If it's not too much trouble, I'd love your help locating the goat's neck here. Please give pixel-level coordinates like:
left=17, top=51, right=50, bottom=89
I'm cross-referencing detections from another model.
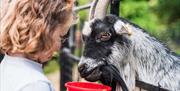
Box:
left=129, top=26, right=180, bottom=86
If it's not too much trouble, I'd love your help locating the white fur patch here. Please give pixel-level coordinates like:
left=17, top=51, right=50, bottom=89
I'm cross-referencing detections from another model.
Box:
left=113, top=20, right=132, bottom=36
left=82, top=22, right=92, bottom=36
left=82, top=19, right=96, bottom=36
left=113, top=20, right=125, bottom=33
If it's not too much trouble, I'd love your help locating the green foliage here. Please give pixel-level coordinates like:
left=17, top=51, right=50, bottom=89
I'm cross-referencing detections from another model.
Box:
left=120, top=0, right=165, bottom=36
left=157, top=0, right=180, bottom=44
left=77, top=0, right=89, bottom=22
left=167, top=20, right=180, bottom=44
left=157, top=0, right=180, bottom=23
left=44, top=59, right=59, bottom=74
left=119, top=0, right=179, bottom=54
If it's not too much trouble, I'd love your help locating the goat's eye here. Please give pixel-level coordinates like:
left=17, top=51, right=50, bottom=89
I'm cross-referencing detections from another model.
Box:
left=96, top=32, right=111, bottom=42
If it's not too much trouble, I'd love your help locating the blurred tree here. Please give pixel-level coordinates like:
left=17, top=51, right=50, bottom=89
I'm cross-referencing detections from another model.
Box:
left=120, top=0, right=166, bottom=38
left=157, top=0, right=180, bottom=44
left=119, top=0, right=179, bottom=53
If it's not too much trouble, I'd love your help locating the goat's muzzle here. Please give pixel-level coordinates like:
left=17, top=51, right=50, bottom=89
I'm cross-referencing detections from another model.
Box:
left=78, top=57, right=105, bottom=82
left=78, top=61, right=129, bottom=91
left=78, top=64, right=103, bottom=81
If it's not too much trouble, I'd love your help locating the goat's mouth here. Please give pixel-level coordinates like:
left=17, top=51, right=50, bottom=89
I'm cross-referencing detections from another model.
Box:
left=82, top=67, right=102, bottom=82
left=80, top=65, right=129, bottom=91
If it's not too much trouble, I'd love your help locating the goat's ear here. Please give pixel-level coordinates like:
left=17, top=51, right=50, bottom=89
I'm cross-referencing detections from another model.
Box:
left=113, top=20, right=132, bottom=36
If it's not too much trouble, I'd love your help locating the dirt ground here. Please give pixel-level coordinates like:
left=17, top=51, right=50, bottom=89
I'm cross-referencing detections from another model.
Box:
left=47, top=71, right=60, bottom=91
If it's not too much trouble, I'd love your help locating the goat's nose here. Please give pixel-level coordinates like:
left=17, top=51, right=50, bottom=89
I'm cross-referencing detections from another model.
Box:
left=78, top=63, right=90, bottom=77
left=78, top=63, right=87, bottom=73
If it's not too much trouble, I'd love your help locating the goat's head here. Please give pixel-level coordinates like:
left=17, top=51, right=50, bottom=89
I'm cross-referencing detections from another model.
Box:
left=78, top=15, right=132, bottom=90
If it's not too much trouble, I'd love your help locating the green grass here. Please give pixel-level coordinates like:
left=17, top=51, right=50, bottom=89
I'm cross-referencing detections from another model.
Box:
left=43, top=59, right=59, bottom=74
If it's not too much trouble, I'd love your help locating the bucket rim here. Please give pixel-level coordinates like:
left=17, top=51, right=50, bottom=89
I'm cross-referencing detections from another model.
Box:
left=65, top=82, right=112, bottom=91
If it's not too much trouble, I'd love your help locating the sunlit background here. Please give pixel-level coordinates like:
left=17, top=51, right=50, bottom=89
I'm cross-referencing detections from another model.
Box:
left=1, top=0, right=178, bottom=91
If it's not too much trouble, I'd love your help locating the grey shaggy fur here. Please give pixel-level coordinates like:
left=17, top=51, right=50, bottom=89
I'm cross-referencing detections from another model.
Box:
left=109, top=17, right=180, bottom=91
left=79, top=15, right=180, bottom=91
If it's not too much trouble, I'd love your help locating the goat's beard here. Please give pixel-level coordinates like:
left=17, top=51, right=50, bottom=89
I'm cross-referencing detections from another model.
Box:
left=100, top=66, right=122, bottom=91
left=83, top=64, right=128, bottom=91
left=84, top=67, right=102, bottom=82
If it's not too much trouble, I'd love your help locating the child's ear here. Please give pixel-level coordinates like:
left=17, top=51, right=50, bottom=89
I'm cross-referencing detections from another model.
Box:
left=113, top=20, right=132, bottom=36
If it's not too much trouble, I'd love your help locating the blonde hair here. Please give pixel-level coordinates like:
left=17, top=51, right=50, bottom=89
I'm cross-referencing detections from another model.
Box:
left=0, top=0, right=74, bottom=61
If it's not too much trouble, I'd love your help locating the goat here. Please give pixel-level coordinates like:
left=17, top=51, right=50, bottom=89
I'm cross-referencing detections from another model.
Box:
left=78, top=14, right=180, bottom=91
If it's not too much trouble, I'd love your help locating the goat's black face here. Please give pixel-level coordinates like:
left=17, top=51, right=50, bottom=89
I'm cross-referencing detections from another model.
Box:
left=78, top=15, right=130, bottom=82
left=79, top=18, right=116, bottom=81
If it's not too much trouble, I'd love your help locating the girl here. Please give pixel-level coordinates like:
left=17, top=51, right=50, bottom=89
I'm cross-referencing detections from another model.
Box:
left=0, top=0, right=74, bottom=91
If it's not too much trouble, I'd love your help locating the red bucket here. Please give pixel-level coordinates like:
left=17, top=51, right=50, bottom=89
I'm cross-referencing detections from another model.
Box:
left=65, top=82, right=112, bottom=91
